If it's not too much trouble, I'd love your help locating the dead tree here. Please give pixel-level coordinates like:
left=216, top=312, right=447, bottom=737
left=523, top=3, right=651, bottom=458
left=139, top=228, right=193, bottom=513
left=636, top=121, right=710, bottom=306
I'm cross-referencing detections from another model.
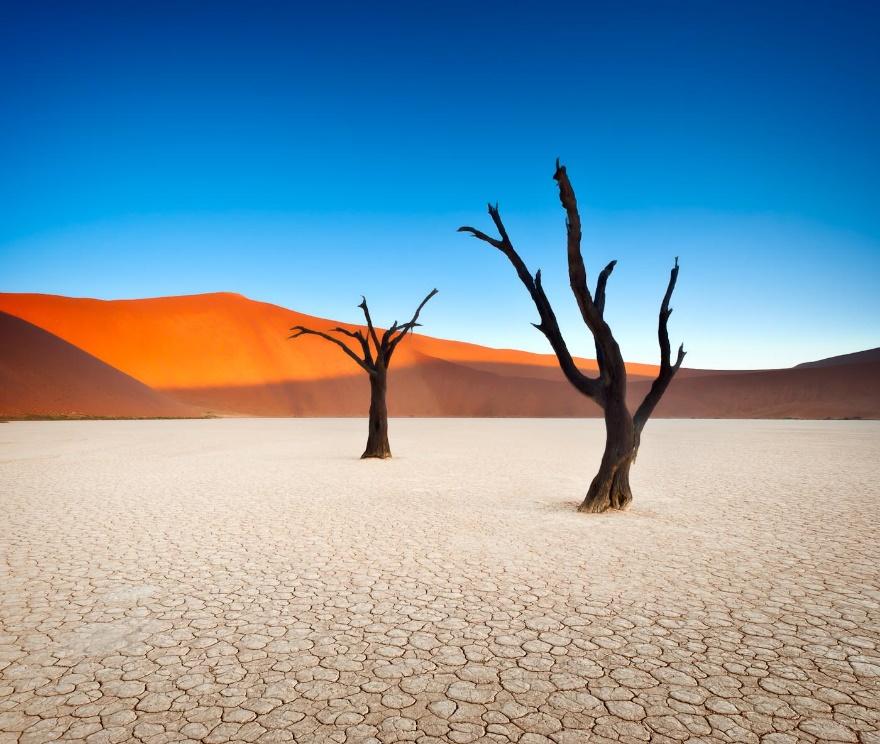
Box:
left=288, top=289, right=437, bottom=459
left=459, top=161, right=685, bottom=512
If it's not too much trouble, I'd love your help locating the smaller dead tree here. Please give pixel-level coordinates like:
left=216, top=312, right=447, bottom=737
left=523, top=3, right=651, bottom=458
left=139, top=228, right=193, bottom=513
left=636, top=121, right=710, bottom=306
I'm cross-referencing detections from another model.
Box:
left=288, top=289, right=437, bottom=459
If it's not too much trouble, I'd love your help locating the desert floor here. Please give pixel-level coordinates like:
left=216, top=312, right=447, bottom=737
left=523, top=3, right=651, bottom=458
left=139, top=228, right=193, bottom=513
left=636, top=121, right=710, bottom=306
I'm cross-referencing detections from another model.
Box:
left=1, top=419, right=878, bottom=744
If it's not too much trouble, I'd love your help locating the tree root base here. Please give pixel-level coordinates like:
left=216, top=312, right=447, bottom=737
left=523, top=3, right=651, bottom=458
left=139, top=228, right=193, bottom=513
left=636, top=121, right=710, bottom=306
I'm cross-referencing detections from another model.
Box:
left=361, top=450, right=392, bottom=460
left=577, top=499, right=632, bottom=514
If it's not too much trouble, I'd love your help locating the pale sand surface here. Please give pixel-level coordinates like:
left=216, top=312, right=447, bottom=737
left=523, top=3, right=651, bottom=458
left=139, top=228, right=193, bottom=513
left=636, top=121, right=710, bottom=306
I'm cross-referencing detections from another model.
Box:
left=1, top=419, right=878, bottom=743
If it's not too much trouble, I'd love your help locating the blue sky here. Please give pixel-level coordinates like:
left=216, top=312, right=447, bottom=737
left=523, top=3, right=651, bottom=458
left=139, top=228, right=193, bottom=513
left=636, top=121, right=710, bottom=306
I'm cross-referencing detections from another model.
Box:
left=2, top=1, right=878, bottom=369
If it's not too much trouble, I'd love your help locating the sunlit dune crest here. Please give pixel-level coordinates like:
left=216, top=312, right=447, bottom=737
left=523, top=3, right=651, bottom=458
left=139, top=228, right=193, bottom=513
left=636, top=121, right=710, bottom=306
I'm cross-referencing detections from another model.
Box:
left=0, top=291, right=656, bottom=389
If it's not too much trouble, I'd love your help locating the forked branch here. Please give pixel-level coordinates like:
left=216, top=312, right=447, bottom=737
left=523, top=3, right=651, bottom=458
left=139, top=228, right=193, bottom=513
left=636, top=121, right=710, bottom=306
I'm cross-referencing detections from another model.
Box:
left=384, top=288, right=439, bottom=358
left=553, top=162, right=624, bottom=378
left=290, top=290, right=437, bottom=374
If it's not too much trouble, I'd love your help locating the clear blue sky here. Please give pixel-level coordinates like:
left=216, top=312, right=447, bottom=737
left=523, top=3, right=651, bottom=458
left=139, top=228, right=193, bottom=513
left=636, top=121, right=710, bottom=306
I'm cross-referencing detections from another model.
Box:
left=2, top=1, right=878, bottom=369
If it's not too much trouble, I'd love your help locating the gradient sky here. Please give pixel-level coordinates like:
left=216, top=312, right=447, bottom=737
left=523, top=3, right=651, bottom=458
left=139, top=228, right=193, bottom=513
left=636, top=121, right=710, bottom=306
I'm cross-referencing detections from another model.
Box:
left=2, top=1, right=878, bottom=369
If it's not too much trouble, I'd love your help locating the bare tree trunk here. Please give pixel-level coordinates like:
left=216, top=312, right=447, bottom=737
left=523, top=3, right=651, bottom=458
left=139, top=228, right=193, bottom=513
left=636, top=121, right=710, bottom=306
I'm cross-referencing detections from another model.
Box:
left=579, top=397, right=636, bottom=513
left=362, top=371, right=391, bottom=459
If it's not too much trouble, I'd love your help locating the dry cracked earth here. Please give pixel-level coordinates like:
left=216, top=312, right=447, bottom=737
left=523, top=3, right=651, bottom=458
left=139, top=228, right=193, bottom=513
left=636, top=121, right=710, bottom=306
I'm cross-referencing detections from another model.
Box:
left=1, top=418, right=878, bottom=744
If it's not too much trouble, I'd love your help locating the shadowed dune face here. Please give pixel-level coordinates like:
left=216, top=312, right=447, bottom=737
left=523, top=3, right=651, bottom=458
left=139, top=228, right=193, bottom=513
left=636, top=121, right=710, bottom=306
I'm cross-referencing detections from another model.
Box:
left=165, top=358, right=880, bottom=419
left=165, top=357, right=611, bottom=418
left=631, top=362, right=880, bottom=420
left=0, top=292, right=877, bottom=419
left=0, top=312, right=197, bottom=419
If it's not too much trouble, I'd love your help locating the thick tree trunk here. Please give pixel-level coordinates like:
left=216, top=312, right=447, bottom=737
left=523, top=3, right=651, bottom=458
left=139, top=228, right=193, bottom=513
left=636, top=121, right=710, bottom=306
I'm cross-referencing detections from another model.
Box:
left=579, top=399, right=637, bottom=513
left=362, top=372, right=391, bottom=459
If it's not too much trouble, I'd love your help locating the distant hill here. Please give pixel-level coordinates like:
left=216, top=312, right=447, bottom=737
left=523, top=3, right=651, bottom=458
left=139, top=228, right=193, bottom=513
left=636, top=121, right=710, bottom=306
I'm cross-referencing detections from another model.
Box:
left=796, top=348, right=880, bottom=369
left=1, top=292, right=877, bottom=419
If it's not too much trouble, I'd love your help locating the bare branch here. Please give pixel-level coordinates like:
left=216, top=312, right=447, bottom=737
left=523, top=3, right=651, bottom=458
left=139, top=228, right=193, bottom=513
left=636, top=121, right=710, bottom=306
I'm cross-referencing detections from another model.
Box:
left=289, top=325, right=373, bottom=374
left=592, top=259, right=618, bottom=380
left=330, top=326, right=360, bottom=339
left=634, top=257, right=686, bottom=429
left=379, top=321, right=400, bottom=352
left=553, top=163, right=625, bottom=382
left=457, top=225, right=503, bottom=249
left=554, top=160, right=593, bottom=318
left=534, top=271, right=606, bottom=404
left=331, top=326, right=373, bottom=365
left=675, top=342, right=686, bottom=368
left=358, top=296, right=382, bottom=359
left=386, top=288, right=439, bottom=357
left=459, top=203, right=604, bottom=403
left=658, top=256, right=681, bottom=370
left=487, top=202, right=513, bottom=246
left=594, top=260, right=617, bottom=316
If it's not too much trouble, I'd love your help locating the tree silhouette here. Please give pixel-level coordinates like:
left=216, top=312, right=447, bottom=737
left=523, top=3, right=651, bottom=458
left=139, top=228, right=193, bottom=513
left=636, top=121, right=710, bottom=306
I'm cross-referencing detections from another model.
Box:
left=289, top=289, right=438, bottom=458
left=459, top=161, right=685, bottom=512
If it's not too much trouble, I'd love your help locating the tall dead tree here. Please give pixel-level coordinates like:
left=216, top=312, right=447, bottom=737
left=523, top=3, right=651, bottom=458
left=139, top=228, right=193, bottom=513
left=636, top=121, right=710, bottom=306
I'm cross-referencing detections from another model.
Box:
left=459, top=161, right=685, bottom=512
left=288, top=289, right=437, bottom=459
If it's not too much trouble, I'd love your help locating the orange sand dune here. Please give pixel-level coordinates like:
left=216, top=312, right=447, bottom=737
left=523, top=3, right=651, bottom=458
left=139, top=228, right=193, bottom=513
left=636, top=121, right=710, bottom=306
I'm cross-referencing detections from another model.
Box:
left=0, top=292, right=656, bottom=391
left=1, top=292, right=877, bottom=419
left=0, top=312, right=198, bottom=419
